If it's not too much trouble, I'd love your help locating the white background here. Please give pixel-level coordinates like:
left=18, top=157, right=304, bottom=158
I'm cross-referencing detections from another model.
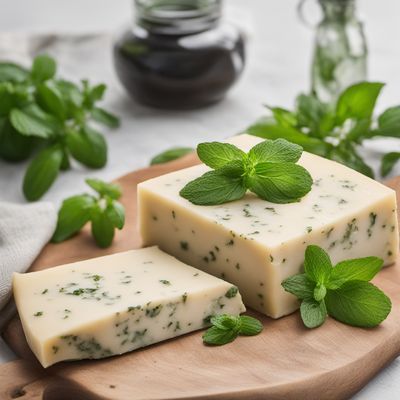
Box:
left=0, top=0, right=400, bottom=398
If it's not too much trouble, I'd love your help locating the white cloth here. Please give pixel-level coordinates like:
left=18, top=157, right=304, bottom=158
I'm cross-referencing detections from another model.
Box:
left=0, top=202, right=57, bottom=310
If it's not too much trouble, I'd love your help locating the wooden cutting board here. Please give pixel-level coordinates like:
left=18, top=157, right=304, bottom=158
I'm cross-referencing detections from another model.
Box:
left=2, top=154, right=400, bottom=400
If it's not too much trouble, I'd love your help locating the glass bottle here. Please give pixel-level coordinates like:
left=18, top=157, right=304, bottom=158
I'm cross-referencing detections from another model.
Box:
left=301, top=0, right=368, bottom=103
left=113, top=0, right=246, bottom=109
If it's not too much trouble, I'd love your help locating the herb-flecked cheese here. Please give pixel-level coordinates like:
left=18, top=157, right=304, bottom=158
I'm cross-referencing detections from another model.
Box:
left=138, top=134, right=399, bottom=318
left=13, top=247, right=245, bottom=368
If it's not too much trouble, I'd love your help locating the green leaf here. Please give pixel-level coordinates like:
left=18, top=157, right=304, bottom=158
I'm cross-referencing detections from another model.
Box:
left=55, top=80, right=84, bottom=118
left=300, top=298, right=327, bottom=328
left=281, top=274, right=315, bottom=300
left=266, top=106, right=297, bottom=128
left=0, top=118, right=34, bottom=161
left=36, top=81, right=66, bottom=121
left=375, top=106, right=400, bottom=138
left=296, top=93, right=328, bottom=137
left=180, top=170, right=246, bottom=206
left=247, top=119, right=332, bottom=157
left=202, top=326, right=238, bottom=346
left=248, top=138, right=302, bottom=163
left=31, top=54, right=56, bottom=82
left=150, top=147, right=193, bottom=165
left=82, top=81, right=106, bottom=109
left=313, top=283, right=327, bottom=302
left=325, top=281, right=391, bottom=328
left=0, top=83, right=27, bottom=117
left=304, top=245, right=332, bottom=284
left=335, top=82, right=384, bottom=125
left=66, top=126, right=107, bottom=169
left=91, top=107, right=120, bottom=128
left=85, top=178, right=122, bottom=199
left=247, top=162, right=313, bottom=203
left=197, top=142, right=245, bottom=169
left=0, top=62, right=28, bottom=82
left=327, top=257, right=383, bottom=290
left=52, top=194, right=96, bottom=242
left=23, top=145, right=63, bottom=201
left=239, top=315, right=263, bottom=336
left=381, top=152, right=400, bottom=177
left=106, top=201, right=125, bottom=229
left=210, top=315, right=240, bottom=331
left=10, top=108, right=53, bottom=138
left=91, top=208, right=115, bottom=248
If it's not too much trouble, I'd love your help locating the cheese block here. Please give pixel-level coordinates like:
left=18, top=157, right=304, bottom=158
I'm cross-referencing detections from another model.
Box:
left=138, top=134, right=399, bottom=319
left=13, top=247, right=245, bottom=368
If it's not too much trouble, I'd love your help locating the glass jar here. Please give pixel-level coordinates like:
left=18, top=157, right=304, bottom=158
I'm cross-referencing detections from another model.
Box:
left=300, top=0, right=368, bottom=103
left=113, top=0, right=246, bottom=109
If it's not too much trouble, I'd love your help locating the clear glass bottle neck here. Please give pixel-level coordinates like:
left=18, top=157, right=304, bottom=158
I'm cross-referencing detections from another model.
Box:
left=134, top=0, right=222, bottom=35
left=319, top=0, right=356, bottom=22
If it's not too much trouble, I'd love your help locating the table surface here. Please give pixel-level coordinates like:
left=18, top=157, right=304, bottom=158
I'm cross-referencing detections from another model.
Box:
left=0, top=0, right=400, bottom=398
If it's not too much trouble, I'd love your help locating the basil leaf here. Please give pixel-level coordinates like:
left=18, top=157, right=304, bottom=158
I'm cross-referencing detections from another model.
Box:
left=36, top=81, right=66, bottom=121
left=327, top=257, right=383, bottom=290
left=300, top=298, right=327, bottom=328
left=281, top=274, right=315, bottom=300
left=381, top=152, right=400, bottom=177
left=55, top=80, right=84, bottom=117
left=31, top=54, right=56, bottom=82
left=247, top=162, right=312, bottom=204
left=10, top=108, right=53, bottom=138
left=23, top=145, right=63, bottom=201
left=0, top=62, right=28, bottom=82
left=86, top=178, right=122, bottom=199
left=91, top=107, right=120, bottom=128
left=150, top=147, right=193, bottom=165
left=180, top=170, right=246, bottom=206
left=248, top=138, right=302, bottom=163
left=0, top=118, right=34, bottom=161
left=325, top=281, right=391, bottom=328
left=106, top=200, right=125, bottom=229
left=239, top=316, right=263, bottom=336
left=304, top=245, right=332, bottom=284
left=66, top=126, right=107, bottom=168
left=91, top=208, right=115, bottom=248
left=52, top=194, right=96, bottom=242
left=82, top=81, right=106, bottom=109
left=335, top=82, right=384, bottom=125
left=296, top=93, right=328, bottom=137
left=375, top=106, right=400, bottom=138
left=197, top=142, right=245, bottom=169
left=202, top=326, right=238, bottom=346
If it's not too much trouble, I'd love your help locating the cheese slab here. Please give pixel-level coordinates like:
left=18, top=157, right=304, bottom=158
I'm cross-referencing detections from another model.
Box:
left=138, top=134, right=399, bottom=319
left=13, top=247, right=245, bottom=368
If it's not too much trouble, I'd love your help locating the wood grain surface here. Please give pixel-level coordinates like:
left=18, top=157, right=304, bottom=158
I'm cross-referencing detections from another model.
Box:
left=1, top=154, right=400, bottom=400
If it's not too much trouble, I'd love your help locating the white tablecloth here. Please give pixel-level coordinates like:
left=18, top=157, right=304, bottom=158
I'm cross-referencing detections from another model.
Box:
left=1, top=0, right=400, bottom=398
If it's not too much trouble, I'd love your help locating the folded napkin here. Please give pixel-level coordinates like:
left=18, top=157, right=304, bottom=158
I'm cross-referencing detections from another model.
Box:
left=0, top=202, right=57, bottom=310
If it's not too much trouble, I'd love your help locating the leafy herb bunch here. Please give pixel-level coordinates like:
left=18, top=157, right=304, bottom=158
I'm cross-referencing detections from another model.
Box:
left=0, top=55, right=119, bottom=201
left=247, top=81, right=400, bottom=178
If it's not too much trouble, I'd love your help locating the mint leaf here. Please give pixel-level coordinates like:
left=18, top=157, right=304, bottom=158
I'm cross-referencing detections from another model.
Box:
left=10, top=108, right=53, bottom=138
left=313, top=283, right=327, bottom=302
left=202, top=326, right=238, bottom=346
left=210, top=315, right=240, bottom=331
left=86, top=178, right=122, bottom=199
left=248, top=138, right=302, bottom=163
left=325, top=281, right=391, bottom=328
left=31, top=54, right=56, bottom=82
left=52, top=194, right=96, bottom=242
left=300, top=298, right=327, bottom=328
left=150, top=147, right=193, bottom=165
left=91, top=107, right=120, bottom=128
left=381, top=152, right=400, bottom=177
left=106, top=201, right=125, bottom=229
left=239, top=315, right=263, bottom=336
left=91, top=207, right=115, bottom=248
left=281, top=274, right=315, bottom=300
left=304, top=245, right=332, bottom=284
left=266, top=106, right=297, bottom=128
left=0, top=62, right=28, bottom=82
left=247, top=162, right=312, bottom=203
left=66, top=126, right=107, bottom=169
left=180, top=170, right=246, bottom=205
left=335, top=82, right=384, bottom=125
left=197, top=142, right=245, bottom=169
left=327, top=257, right=383, bottom=290
left=23, top=145, right=63, bottom=201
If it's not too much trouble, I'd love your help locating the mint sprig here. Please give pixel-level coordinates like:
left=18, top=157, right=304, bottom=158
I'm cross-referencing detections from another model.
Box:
left=203, top=314, right=263, bottom=346
left=248, top=81, right=400, bottom=178
left=282, top=245, right=391, bottom=328
left=180, top=139, right=312, bottom=206
left=0, top=55, right=119, bottom=201
left=52, top=178, right=125, bottom=248
left=150, top=147, right=193, bottom=165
